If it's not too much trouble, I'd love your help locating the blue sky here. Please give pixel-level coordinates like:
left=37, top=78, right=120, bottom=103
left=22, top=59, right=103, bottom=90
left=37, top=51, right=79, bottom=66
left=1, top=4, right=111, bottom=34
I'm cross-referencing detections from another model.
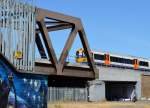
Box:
left=36, top=0, right=150, bottom=59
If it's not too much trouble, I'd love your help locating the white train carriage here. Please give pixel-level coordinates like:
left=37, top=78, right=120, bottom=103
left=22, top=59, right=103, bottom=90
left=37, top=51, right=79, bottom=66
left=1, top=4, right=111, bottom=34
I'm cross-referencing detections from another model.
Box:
left=91, top=50, right=150, bottom=70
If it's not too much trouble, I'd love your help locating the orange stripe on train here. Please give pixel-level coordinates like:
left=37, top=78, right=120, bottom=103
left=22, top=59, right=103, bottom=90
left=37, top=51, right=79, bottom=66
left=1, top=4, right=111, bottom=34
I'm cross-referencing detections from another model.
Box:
left=134, top=59, right=139, bottom=69
left=104, top=54, right=110, bottom=65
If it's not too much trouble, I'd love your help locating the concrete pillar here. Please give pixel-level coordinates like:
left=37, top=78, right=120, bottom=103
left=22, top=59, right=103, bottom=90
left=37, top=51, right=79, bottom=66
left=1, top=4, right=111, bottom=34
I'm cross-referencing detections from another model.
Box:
left=135, top=81, right=141, bottom=100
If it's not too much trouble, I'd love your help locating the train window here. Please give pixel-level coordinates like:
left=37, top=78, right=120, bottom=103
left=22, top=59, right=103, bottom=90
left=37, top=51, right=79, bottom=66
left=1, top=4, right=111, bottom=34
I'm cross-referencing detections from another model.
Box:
left=94, top=54, right=104, bottom=60
left=139, top=61, right=149, bottom=67
left=110, top=56, right=133, bottom=64
left=118, top=58, right=123, bottom=63
left=123, top=58, right=133, bottom=64
left=110, top=56, right=118, bottom=62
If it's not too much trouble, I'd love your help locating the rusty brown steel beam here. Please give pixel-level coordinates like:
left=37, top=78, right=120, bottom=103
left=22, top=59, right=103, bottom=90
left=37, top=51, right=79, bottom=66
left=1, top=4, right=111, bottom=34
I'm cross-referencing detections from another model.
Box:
left=45, top=21, right=69, bottom=25
left=78, top=28, right=97, bottom=75
left=63, top=66, right=94, bottom=78
left=34, top=62, right=94, bottom=78
left=36, top=23, right=72, bottom=34
left=36, top=8, right=79, bottom=24
left=35, top=33, right=47, bottom=59
left=37, top=20, right=58, bottom=69
left=59, top=27, right=78, bottom=71
left=35, top=62, right=56, bottom=75
left=46, top=24, right=73, bottom=31
left=35, top=8, right=97, bottom=78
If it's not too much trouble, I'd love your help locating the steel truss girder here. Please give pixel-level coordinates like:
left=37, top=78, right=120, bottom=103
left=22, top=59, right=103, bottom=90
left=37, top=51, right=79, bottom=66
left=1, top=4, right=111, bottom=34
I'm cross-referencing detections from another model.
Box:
left=35, top=8, right=97, bottom=79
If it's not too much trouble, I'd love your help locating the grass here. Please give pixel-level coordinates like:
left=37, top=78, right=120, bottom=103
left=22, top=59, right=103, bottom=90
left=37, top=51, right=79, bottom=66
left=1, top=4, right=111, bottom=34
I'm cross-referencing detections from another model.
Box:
left=48, top=101, right=150, bottom=108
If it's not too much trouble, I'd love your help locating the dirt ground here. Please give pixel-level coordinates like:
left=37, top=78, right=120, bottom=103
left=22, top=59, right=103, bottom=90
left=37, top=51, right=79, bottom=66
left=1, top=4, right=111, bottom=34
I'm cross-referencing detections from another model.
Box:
left=48, top=101, right=150, bottom=108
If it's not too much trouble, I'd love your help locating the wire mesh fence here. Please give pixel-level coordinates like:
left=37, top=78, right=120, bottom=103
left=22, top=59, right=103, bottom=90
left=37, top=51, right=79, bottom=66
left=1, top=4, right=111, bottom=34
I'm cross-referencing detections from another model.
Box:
left=48, top=87, right=88, bottom=102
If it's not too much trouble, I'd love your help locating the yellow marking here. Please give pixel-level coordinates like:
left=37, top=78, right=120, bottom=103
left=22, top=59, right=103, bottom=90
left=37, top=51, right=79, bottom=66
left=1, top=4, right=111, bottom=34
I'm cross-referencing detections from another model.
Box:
left=14, top=51, right=23, bottom=59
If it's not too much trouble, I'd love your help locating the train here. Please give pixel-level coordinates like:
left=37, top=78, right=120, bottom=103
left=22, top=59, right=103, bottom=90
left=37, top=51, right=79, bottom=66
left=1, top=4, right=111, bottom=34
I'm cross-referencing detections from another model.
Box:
left=76, top=48, right=150, bottom=70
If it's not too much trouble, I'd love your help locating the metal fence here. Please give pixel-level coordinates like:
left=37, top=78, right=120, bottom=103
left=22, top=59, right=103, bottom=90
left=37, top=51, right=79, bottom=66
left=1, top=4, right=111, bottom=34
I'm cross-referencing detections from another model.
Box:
left=47, top=87, right=88, bottom=102
left=0, top=0, right=35, bottom=71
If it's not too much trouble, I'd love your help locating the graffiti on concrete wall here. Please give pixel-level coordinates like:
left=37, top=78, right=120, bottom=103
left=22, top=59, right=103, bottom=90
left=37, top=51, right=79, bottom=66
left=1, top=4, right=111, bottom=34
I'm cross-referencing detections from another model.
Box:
left=0, top=60, right=48, bottom=108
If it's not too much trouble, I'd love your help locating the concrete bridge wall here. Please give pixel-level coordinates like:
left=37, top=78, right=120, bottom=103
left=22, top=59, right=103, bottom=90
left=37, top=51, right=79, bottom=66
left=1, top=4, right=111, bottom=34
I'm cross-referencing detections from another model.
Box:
left=95, top=66, right=149, bottom=100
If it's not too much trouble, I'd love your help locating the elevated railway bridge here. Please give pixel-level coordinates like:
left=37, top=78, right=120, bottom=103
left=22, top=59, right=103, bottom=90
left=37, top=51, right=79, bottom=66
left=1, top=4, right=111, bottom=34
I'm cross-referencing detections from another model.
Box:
left=0, top=0, right=150, bottom=107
